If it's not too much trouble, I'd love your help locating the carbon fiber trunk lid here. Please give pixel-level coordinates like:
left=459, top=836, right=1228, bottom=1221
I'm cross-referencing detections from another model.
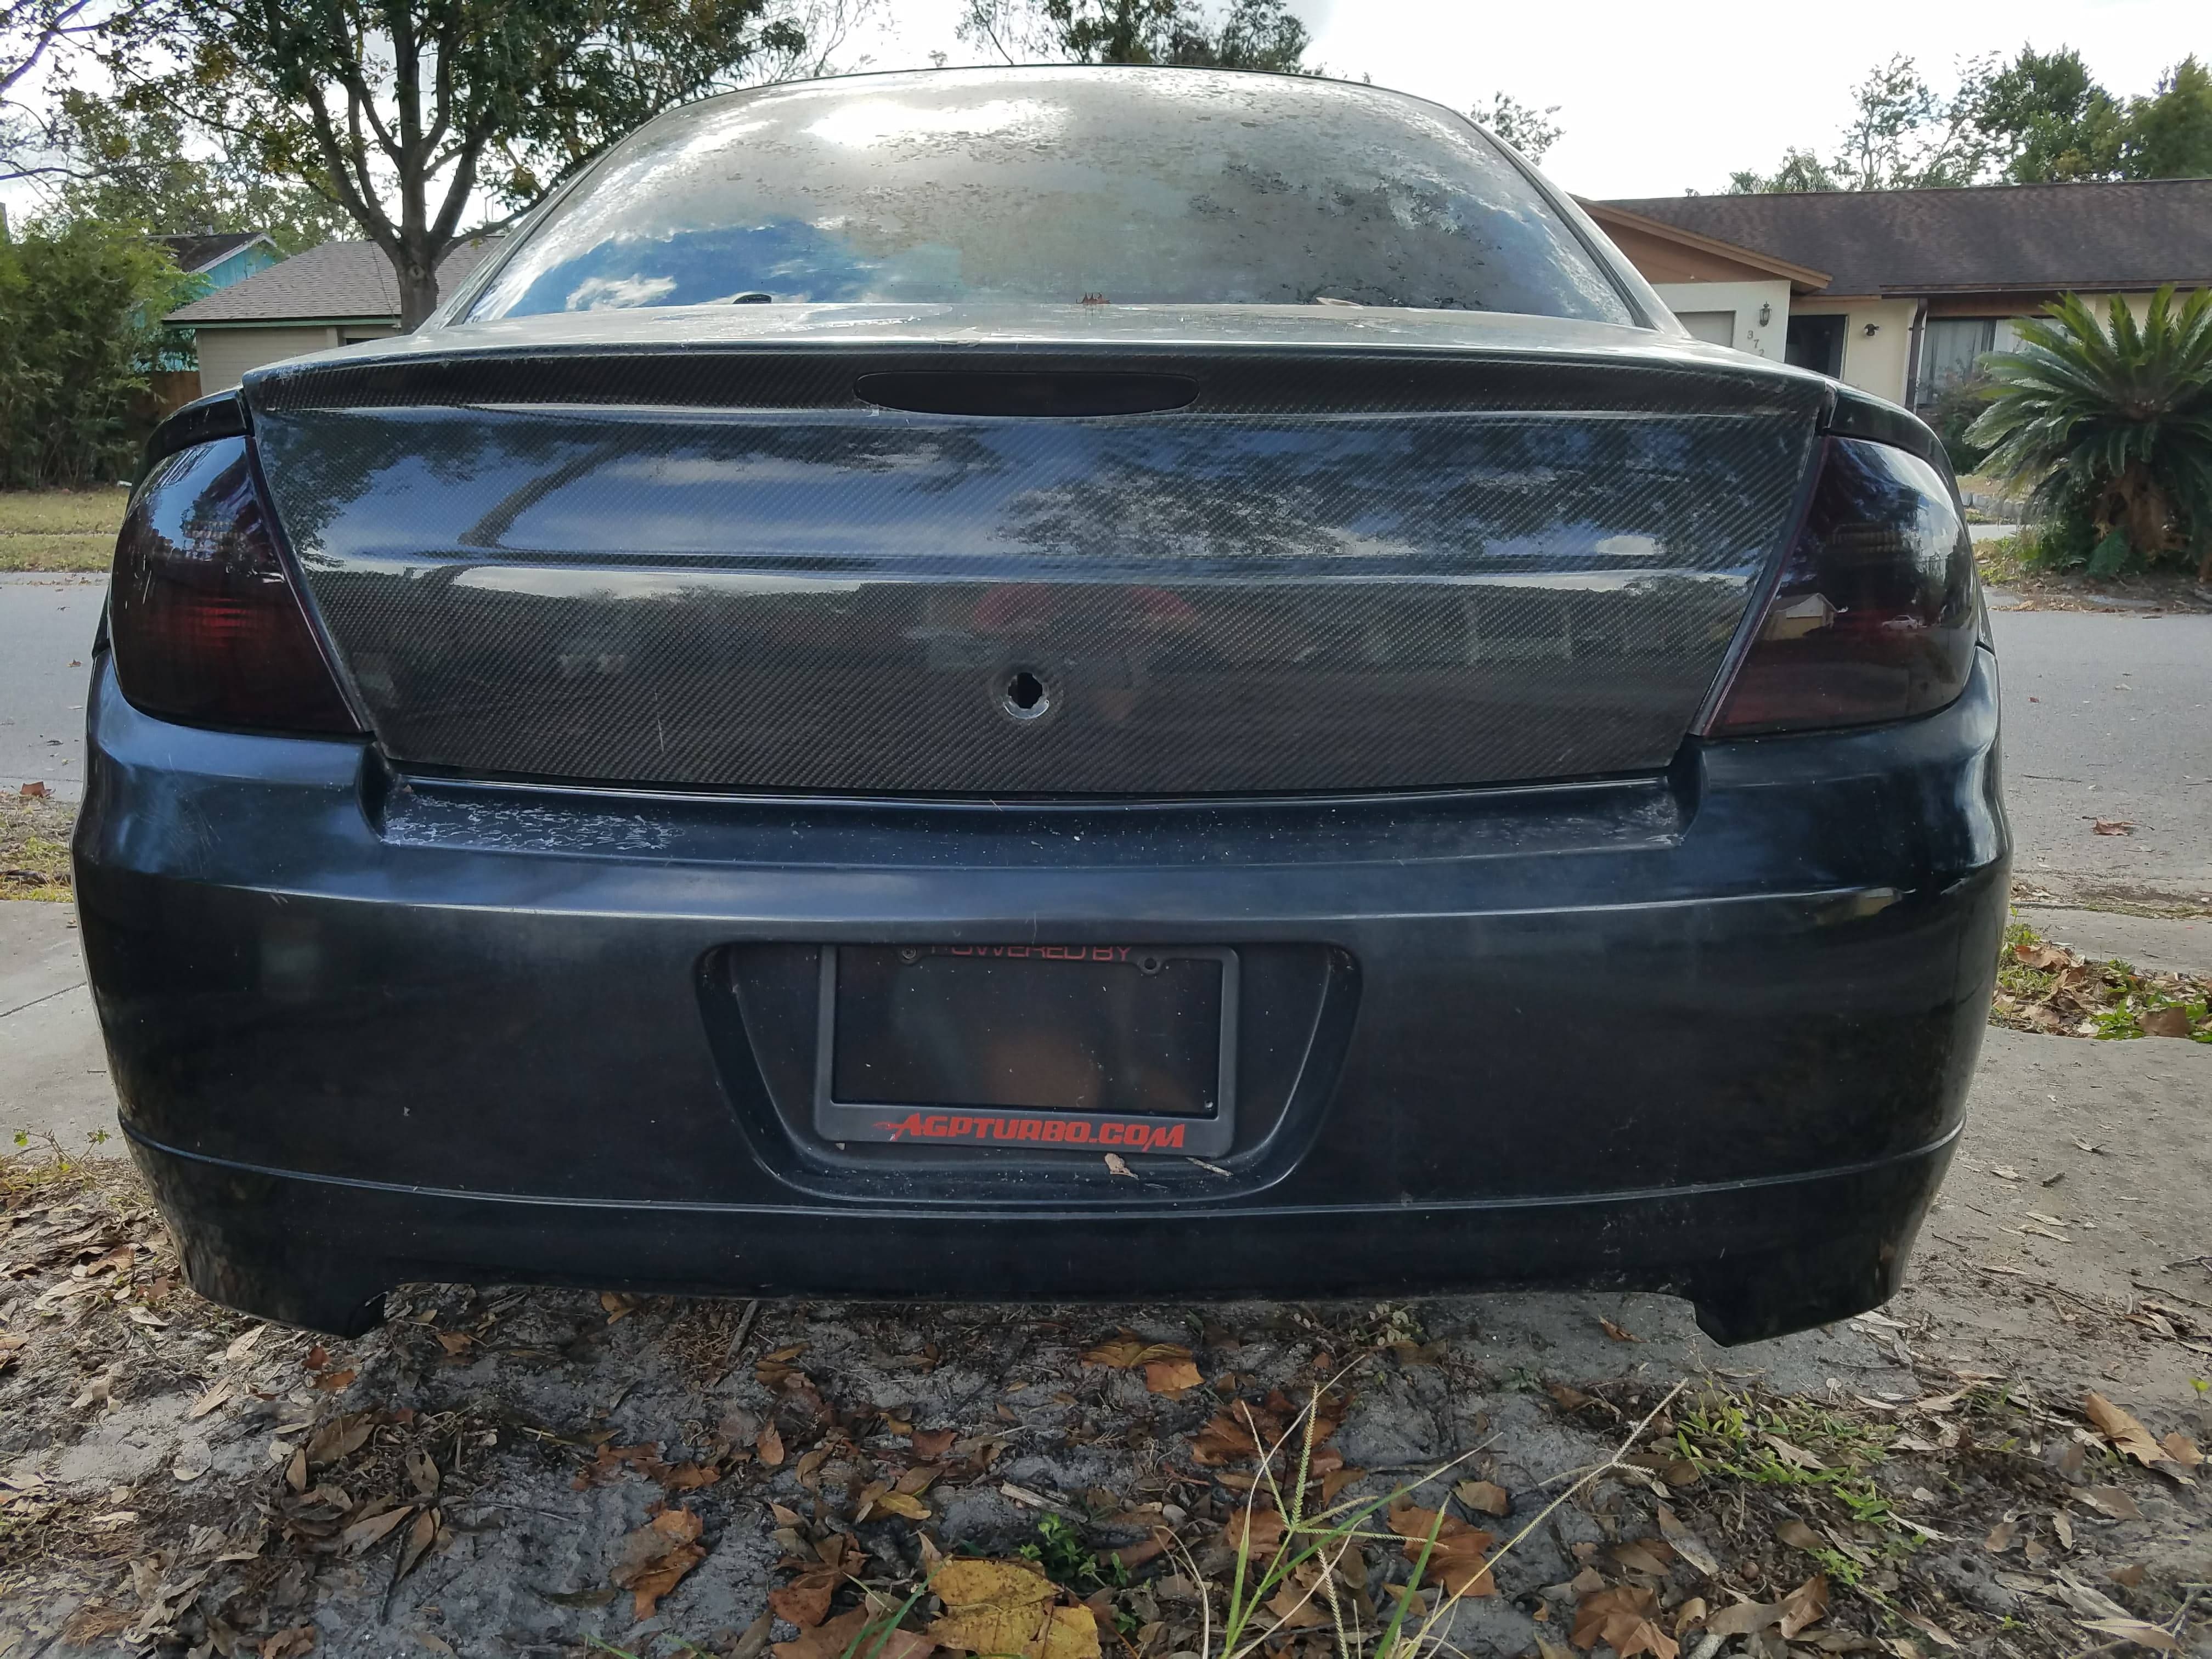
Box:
left=247, top=318, right=1826, bottom=795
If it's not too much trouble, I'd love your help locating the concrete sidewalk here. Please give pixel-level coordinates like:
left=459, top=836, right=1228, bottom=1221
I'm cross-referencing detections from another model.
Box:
left=0, top=901, right=112, bottom=1154
left=0, top=571, right=104, bottom=801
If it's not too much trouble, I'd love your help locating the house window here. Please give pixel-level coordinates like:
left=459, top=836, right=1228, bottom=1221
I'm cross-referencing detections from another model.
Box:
left=1785, top=315, right=1845, bottom=377
left=1920, top=318, right=1997, bottom=399
left=1674, top=310, right=1735, bottom=347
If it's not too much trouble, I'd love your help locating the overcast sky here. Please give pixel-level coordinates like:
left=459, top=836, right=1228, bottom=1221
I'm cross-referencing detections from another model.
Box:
left=5, top=0, right=2207, bottom=223
left=854, top=0, right=2212, bottom=199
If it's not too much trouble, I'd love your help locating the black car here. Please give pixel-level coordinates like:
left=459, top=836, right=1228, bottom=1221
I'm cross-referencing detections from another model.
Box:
left=76, top=66, right=2006, bottom=1342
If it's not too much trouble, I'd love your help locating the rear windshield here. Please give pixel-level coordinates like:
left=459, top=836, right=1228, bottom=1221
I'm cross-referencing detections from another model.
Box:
left=467, top=68, right=1634, bottom=324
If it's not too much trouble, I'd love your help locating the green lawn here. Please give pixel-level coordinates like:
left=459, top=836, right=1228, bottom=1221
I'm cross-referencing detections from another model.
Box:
left=0, top=489, right=126, bottom=571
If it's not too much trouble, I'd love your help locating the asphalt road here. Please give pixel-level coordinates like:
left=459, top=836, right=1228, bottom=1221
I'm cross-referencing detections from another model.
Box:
left=0, top=573, right=104, bottom=800
left=1985, top=605, right=2212, bottom=905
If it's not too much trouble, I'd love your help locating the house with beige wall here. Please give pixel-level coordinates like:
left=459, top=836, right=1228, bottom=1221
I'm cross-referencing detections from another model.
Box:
left=1589, top=179, right=2212, bottom=411
left=166, top=236, right=502, bottom=391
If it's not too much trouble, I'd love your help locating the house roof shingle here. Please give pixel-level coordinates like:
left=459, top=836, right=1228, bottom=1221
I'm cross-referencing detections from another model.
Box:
left=154, top=231, right=275, bottom=275
left=1599, top=179, right=2212, bottom=298
left=167, top=235, right=502, bottom=325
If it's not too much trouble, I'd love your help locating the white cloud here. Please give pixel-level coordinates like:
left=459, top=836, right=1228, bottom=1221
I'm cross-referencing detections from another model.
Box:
left=565, top=274, right=679, bottom=310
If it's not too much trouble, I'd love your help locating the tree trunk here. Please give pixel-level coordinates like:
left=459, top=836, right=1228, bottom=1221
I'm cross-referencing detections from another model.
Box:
left=2097, top=463, right=2180, bottom=565
left=396, top=247, right=442, bottom=332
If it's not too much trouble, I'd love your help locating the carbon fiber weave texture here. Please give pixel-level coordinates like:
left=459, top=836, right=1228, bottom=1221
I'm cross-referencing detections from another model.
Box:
left=251, top=352, right=1821, bottom=795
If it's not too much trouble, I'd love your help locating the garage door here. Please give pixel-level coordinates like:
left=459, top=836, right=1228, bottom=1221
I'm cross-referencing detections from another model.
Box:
left=1674, top=310, right=1736, bottom=348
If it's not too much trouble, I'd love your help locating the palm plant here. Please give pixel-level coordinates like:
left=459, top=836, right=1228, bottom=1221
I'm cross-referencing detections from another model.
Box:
left=1966, top=284, right=2212, bottom=580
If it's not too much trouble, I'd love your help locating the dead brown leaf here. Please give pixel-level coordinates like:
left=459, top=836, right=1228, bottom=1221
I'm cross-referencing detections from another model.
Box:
left=912, top=1428, right=957, bottom=1459
left=187, top=1378, right=237, bottom=1421
left=1387, top=1503, right=1496, bottom=1598
left=614, top=1508, right=708, bottom=1621
left=2079, top=1485, right=2143, bottom=1520
left=1655, top=1505, right=1719, bottom=1577
left=1455, top=1479, right=1509, bottom=1516
left=1264, top=1570, right=1330, bottom=1630
left=1776, top=1519, right=1822, bottom=1551
left=772, top=1568, right=840, bottom=1628
left=261, top=1626, right=317, bottom=1658
left=934, top=1559, right=1057, bottom=1609
left=1319, top=1465, right=1365, bottom=1503
left=1762, top=1434, right=1825, bottom=1471
left=1223, top=1506, right=1285, bottom=1558
left=1570, top=1585, right=1677, bottom=1659
left=2140, top=1006, right=2194, bottom=1038
left=1189, top=1412, right=1261, bottom=1466
left=1896, top=1610, right=1960, bottom=1650
left=927, top=1560, right=1096, bottom=1659
left=396, top=1506, right=439, bottom=1584
left=304, top=1414, right=373, bottom=1467
left=1102, top=1154, right=1134, bottom=1179
left=873, top=1490, right=931, bottom=1521
left=775, top=1607, right=936, bottom=1659
left=1143, top=1357, right=1202, bottom=1395
left=2159, top=1431, right=2202, bottom=1468
left=2085, top=1393, right=2166, bottom=1466
left=2080, top=1619, right=2180, bottom=1653
left=1598, top=1317, right=1641, bottom=1343
left=2090, top=819, right=2135, bottom=836
left=757, top=1423, right=786, bottom=1466
left=1705, top=1576, right=1828, bottom=1642
left=341, top=1505, right=415, bottom=1554
left=1778, top=1576, right=1830, bottom=1640
left=1081, top=1334, right=1192, bottom=1370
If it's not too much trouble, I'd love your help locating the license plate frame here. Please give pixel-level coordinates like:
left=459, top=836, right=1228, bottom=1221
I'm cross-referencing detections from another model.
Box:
left=812, top=945, right=1239, bottom=1158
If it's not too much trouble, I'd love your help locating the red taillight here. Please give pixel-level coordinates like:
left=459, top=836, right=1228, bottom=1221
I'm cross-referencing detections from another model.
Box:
left=110, top=438, right=360, bottom=735
left=1705, top=436, right=1978, bottom=736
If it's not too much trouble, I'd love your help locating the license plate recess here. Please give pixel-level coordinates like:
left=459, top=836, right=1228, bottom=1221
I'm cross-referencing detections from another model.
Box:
left=814, top=945, right=1237, bottom=1157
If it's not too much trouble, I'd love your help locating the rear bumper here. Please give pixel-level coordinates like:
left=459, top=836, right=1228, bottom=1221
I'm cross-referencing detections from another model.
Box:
left=130, top=1128, right=1954, bottom=1345
left=76, top=649, right=2008, bottom=1341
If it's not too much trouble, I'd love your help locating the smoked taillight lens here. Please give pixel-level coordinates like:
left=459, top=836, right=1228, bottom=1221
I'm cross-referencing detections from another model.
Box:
left=110, top=437, right=360, bottom=735
left=1706, top=436, right=1977, bottom=736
